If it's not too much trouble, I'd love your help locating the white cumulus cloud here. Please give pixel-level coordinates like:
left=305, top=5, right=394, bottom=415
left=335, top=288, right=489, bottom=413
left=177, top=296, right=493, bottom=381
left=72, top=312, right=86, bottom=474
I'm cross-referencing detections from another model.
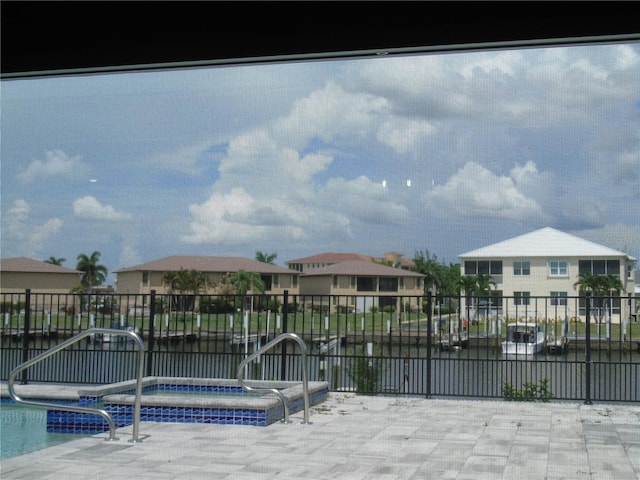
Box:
left=18, top=150, right=87, bottom=183
left=73, top=196, right=133, bottom=221
left=425, top=162, right=549, bottom=223
left=2, top=199, right=63, bottom=257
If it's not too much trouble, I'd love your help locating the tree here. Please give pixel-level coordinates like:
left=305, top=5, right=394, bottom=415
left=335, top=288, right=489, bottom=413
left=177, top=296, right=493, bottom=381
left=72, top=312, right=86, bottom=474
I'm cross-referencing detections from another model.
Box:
left=228, top=270, right=265, bottom=297
left=573, top=272, right=624, bottom=296
left=162, top=268, right=211, bottom=312
left=228, top=270, right=265, bottom=312
left=413, top=250, right=445, bottom=294
left=44, top=256, right=66, bottom=265
left=76, top=251, right=108, bottom=293
left=440, top=262, right=462, bottom=296
left=255, top=251, right=277, bottom=264
left=574, top=272, right=624, bottom=324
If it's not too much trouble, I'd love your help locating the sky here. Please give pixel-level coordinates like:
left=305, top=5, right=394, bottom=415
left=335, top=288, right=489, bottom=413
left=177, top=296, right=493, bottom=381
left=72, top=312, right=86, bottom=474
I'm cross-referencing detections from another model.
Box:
left=2, top=41, right=639, bottom=286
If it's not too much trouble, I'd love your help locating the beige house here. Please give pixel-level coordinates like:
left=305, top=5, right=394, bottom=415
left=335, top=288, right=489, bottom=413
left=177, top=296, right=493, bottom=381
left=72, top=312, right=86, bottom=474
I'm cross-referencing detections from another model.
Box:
left=459, top=227, right=637, bottom=320
left=0, top=257, right=82, bottom=294
left=115, top=255, right=299, bottom=297
left=298, top=260, right=425, bottom=313
left=0, top=257, right=83, bottom=314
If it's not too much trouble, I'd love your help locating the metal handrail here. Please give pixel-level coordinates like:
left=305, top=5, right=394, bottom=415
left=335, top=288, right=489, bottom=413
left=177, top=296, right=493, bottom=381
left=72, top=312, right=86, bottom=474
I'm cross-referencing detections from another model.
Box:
left=8, top=328, right=145, bottom=442
left=237, top=332, right=310, bottom=424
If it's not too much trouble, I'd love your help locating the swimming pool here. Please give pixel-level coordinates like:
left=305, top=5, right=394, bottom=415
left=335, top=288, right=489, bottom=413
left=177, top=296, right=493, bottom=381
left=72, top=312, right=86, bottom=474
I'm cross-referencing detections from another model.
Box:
left=0, top=401, right=90, bottom=459
left=5, top=377, right=329, bottom=441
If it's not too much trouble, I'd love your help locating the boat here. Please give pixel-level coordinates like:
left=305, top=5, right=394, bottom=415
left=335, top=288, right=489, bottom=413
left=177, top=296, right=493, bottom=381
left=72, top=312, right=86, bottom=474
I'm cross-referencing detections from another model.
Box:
left=501, top=323, right=545, bottom=355
left=546, top=336, right=568, bottom=355
left=438, top=333, right=469, bottom=350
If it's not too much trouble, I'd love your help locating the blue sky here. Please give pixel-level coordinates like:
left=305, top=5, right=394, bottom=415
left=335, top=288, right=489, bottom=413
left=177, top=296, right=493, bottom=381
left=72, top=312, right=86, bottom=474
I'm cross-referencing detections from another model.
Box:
left=2, top=42, right=639, bottom=285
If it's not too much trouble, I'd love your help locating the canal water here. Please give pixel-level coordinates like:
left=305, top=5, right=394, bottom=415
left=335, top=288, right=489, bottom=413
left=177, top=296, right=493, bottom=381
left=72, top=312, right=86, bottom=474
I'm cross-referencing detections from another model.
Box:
left=2, top=339, right=638, bottom=402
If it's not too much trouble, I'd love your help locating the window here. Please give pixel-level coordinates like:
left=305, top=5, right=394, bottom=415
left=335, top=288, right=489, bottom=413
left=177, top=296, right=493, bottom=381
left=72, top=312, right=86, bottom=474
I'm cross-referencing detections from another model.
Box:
left=142, top=272, right=149, bottom=285
left=550, top=291, right=567, bottom=306
left=378, top=277, right=398, bottom=292
left=549, top=261, right=568, bottom=277
left=579, top=259, right=620, bottom=277
left=261, top=274, right=273, bottom=290
left=357, top=277, right=376, bottom=292
left=464, top=261, right=502, bottom=275
left=514, top=291, right=530, bottom=306
left=513, top=261, right=530, bottom=276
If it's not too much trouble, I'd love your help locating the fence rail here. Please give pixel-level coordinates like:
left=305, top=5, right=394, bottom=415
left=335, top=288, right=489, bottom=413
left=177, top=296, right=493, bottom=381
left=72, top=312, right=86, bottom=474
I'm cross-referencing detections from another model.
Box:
left=2, top=290, right=639, bottom=403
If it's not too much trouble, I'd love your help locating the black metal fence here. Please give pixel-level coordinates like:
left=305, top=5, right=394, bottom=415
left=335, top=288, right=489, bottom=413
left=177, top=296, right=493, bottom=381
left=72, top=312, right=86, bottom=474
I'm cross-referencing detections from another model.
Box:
left=2, top=290, right=639, bottom=403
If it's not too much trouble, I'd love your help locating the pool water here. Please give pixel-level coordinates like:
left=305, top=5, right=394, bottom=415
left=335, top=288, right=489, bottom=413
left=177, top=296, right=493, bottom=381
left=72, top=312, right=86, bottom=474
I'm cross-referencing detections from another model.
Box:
left=1, top=402, right=87, bottom=459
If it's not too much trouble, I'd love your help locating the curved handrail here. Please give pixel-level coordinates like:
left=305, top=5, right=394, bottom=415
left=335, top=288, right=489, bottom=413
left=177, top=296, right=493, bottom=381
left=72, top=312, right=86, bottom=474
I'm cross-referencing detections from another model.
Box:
left=8, top=328, right=145, bottom=442
left=236, top=332, right=310, bottom=424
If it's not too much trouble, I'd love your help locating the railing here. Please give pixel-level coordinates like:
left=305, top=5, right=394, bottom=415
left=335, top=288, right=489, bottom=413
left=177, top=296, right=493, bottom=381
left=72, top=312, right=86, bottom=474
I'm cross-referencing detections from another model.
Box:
left=8, top=328, right=145, bottom=442
left=2, top=290, right=638, bottom=403
left=237, top=332, right=310, bottom=424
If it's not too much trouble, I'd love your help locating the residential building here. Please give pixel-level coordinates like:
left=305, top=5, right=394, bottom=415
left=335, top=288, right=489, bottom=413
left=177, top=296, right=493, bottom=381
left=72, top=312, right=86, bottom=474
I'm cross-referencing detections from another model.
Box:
left=0, top=257, right=83, bottom=314
left=0, top=257, right=82, bottom=294
left=286, top=252, right=415, bottom=272
left=458, top=227, right=637, bottom=319
left=115, top=255, right=299, bottom=297
left=298, top=260, right=425, bottom=314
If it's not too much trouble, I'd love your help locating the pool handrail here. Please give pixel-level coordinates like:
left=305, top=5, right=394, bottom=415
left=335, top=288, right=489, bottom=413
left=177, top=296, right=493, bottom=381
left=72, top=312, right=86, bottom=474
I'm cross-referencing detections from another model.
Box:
left=237, top=332, right=310, bottom=424
left=8, top=327, right=145, bottom=443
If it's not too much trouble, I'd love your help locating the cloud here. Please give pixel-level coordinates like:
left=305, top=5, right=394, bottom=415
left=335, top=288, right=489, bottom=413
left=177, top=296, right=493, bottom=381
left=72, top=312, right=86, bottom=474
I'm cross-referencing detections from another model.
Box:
left=272, top=81, right=391, bottom=150
left=425, top=162, right=549, bottom=223
left=2, top=199, right=63, bottom=257
left=181, top=187, right=305, bottom=244
left=17, top=149, right=87, bottom=183
left=149, top=140, right=214, bottom=175
left=322, top=176, right=410, bottom=225
left=72, top=196, right=133, bottom=221
left=376, top=118, right=436, bottom=154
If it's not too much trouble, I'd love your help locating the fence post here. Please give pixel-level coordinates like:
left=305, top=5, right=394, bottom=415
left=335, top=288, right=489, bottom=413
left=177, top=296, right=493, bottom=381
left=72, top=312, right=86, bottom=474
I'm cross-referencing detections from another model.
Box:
left=21, top=289, right=31, bottom=384
left=584, top=292, right=592, bottom=405
left=426, top=292, right=432, bottom=399
left=147, top=290, right=156, bottom=376
left=280, top=290, right=289, bottom=380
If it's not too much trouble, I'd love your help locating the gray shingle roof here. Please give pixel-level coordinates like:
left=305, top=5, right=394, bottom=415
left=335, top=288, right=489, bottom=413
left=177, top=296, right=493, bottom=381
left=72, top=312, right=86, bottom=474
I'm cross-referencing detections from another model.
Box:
left=0, top=257, right=82, bottom=274
left=115, top=255, right=294, bottom=274
left=302, top=260, right=424, bottom=277
left=286, top=252, right=372, bottom=264
left=459, top=227, right=633, bottom=259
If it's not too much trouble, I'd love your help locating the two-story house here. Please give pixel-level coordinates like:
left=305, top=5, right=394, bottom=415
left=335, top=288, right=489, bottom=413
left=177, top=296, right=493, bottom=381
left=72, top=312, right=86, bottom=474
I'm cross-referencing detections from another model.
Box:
left=458, top=227, right=637, bottom=320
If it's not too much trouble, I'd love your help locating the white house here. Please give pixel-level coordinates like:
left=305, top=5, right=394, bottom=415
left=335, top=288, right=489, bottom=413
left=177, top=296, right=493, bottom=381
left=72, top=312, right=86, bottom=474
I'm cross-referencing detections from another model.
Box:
left=458, top=227, right=637, bottom=320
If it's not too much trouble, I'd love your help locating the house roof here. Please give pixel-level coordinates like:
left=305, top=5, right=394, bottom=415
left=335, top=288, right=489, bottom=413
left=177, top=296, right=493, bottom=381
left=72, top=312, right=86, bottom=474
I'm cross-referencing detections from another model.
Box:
left=286, top=252, right=415, bottom=268
left=286, top=252, right=372, bottom=264
left=0, top=257, right=82, bottom=274
left=115, top=255, right=294, bottom=275
left=459, top=227, right=634, bottom=259
left=302, top=260, right=424, bottom=277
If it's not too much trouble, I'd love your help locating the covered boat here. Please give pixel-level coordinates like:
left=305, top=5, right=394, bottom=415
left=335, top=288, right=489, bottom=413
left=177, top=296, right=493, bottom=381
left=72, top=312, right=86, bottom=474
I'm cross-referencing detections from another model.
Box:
left=501, top=323, right=545, bottom=355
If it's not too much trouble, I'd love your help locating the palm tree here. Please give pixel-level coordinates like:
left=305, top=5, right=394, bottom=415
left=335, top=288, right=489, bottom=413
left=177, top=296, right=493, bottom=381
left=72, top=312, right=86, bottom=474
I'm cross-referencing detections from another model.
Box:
left=76, top=251, right=108, bottom=293
left=162, top=268, right=211, bottom=312
left=573, top=272, right=624, bottom=296
left=413, top=250, right=444, bottom=295
left=574, top=272, right=624, bottom=324
left=255, top=251, right=277, bottom=264
left=44, top=256, right=66, bottom=265
left=228, top=270, right=265, bottom=312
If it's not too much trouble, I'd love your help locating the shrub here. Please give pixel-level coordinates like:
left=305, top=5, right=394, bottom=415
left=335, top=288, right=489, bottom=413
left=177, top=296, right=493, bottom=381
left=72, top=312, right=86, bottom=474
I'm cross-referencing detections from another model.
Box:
left=503, top=378, right=553, bottom=402
left=346, top=345, right=384, bottom=395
